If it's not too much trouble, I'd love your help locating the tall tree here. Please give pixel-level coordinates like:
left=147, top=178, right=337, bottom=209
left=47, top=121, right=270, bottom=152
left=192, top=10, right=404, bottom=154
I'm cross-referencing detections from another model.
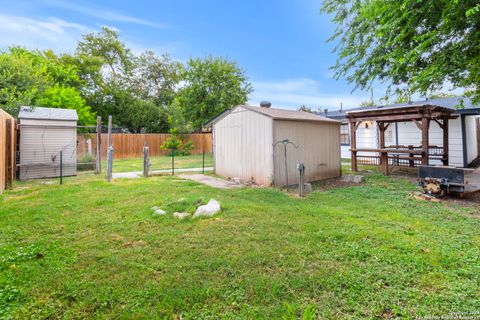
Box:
left=175, top=56, right=252, bottom=131
left=74, top=27, right=182, bottom=132
left=0, top=47, right=95, bottom=125
left=321, top=1, right=480, bottom=103
left=134, top=51, right=183, bottom=107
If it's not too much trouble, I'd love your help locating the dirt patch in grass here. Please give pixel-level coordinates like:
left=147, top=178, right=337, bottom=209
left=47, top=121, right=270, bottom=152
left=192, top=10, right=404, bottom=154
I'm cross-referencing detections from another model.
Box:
left=312, top=178, right=361, bottom=191
left=442, top=192, right=480, bottom=216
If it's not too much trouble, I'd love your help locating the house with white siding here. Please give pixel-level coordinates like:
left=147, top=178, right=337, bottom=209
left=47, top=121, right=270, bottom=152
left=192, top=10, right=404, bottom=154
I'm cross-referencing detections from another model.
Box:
left=319, top=97, right=480, bottom=168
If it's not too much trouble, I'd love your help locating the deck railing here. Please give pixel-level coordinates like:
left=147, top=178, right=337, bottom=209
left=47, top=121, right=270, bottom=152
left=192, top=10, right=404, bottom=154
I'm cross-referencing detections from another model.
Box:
left=355, top=145, right=445, bottom=169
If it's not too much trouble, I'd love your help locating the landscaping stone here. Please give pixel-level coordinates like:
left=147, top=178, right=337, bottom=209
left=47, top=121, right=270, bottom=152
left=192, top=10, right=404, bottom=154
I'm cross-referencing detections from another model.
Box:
left=193, top=199, right=221, bottom=218
left=152, top=209, right=166, bottom=216
left=353, top=175, right=365, bottom=183
left=173, top=212, right=191, bottom=219
left=341, top=174, right=365, bottom=183
left=304, top=183, right=312, bottom=194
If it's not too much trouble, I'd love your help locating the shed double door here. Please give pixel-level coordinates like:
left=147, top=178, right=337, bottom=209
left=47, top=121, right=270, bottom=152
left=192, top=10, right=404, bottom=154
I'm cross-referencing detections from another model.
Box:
left=19, top=124, right=77, bottom=180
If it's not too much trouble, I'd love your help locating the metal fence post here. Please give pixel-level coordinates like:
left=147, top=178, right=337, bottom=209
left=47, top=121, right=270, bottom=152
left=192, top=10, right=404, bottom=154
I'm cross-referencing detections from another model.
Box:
left=60, top=150, right=63, bottom=185
left=95, top=116, right=102, bottom=174
left=202, top=149, right=205, bottom=174
left=106, top=146, right=114, bottom=182
left=171, top=148, right=175, bottom=175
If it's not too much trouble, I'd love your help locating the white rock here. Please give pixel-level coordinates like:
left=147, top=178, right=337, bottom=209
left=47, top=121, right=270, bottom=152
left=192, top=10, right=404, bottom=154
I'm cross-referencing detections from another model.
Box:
left=304, top=183, right=312, bottom=194
left=193, top=199, right=221, bottom=218
left=173, top=212, right=190, bottom=219
left=353, top=175, right=365, bottom=183
left=153, top=209, right=166, bottom=216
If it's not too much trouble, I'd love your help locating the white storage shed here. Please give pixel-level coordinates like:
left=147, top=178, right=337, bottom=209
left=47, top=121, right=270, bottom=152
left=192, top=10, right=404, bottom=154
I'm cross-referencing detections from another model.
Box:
left=210, top=105, right=341, bottom=186
left=18, top=107, right=78, bottom=180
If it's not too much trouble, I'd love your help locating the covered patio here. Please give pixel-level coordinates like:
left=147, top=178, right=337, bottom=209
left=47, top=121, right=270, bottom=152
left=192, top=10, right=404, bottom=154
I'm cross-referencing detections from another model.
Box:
left=346, top=104, right=458, bottom=175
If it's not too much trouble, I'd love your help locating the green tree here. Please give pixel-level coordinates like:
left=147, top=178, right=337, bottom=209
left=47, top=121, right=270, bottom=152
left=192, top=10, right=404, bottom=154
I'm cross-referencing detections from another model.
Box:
left=134, top=51, right=184, bottom=106
left=321, top=1, right=480, bottom=103
left=176, top=56, right=252, bottom=131
left=0, top=47, right=95, bottom=124
left=297, top=105, right=313, bottom=113
left=74, top=27, right=181, bottom=132
left=35, top=85, right=95, bottom=125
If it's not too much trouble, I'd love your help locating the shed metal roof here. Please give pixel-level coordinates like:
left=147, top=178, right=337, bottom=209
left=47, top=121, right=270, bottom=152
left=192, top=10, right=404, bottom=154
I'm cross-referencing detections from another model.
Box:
left=240, top=105, right=338, bottom=123
left=18, top=106, right=78, bottom=121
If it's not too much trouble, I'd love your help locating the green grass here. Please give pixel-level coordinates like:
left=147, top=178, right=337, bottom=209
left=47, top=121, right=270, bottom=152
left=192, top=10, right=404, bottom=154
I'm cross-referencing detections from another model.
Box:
left=104, top=154, right=213, bottom=173
left=1, top=170, right=479, bottom=319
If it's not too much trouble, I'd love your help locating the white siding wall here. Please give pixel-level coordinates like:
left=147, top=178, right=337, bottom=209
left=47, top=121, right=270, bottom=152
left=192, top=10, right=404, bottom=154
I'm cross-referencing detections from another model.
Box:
left=341, top=124, right=378, bottom=158
left=213, top=107, right=274, bottom=185
left=465, top=115, right=479, bottom=164
left=19, top=119, right=77, bottom=180
left=341, top=145, right=350, bottom=159
left=357, top=123, right=378, bottom=156
left=394, top=119, right=463, bottom=166
left=273, top=120, right=341, bottom=186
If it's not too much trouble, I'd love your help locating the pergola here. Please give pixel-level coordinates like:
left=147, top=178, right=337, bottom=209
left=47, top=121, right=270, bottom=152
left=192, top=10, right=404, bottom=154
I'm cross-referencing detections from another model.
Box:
left=346, top=104, right=458, bottom=175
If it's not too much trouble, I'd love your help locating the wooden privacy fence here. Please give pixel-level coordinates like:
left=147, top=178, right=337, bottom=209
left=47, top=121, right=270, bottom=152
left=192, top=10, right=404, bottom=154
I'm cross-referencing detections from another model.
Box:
left=77, top=133, right=212, bottom=159
left=0, top=109, right=15, bottom=194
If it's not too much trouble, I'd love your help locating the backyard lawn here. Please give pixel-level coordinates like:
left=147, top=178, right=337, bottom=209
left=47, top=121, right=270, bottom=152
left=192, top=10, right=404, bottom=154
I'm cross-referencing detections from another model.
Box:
left=1, top=170, right=479, bottom=319
left=104, top=154, right=213, bottom=173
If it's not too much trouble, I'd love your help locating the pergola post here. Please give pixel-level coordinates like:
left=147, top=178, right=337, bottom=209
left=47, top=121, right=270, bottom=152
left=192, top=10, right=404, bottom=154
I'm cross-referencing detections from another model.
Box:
left=349, top=121, right=358, bottom=172
left=378, top=122, right=388, bottom=175
left=421, top=116, right=430, bottom=165
left=443, top=117, right=449, bottom=166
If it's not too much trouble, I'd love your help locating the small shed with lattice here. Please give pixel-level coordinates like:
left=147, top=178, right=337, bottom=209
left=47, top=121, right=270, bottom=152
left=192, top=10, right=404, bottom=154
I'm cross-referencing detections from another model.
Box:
left=18, top=107, right=78, bottom=180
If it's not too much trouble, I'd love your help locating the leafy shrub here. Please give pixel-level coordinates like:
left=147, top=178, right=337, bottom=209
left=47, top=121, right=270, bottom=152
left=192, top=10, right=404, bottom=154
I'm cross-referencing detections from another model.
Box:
left=180, top=140, right=194, bottom=156
left=161, top=135, right=194, bottom=156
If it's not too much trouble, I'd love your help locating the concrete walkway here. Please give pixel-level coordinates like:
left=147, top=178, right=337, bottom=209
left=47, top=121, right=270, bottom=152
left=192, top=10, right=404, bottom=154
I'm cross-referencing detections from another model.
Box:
left=178, top=174, right=243, bottom=189
left=112, top=167, right=213, bottom=179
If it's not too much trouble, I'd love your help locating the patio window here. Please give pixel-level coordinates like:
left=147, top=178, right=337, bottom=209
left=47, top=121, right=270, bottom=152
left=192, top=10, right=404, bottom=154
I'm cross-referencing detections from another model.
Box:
left=340, top=123, right=350, bottom=145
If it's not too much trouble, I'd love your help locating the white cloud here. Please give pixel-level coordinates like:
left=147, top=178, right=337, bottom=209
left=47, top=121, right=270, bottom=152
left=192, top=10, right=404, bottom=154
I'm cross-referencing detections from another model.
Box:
left=0, top=13, right=89, bottom=52
left=249, top=78, right=369, bottom=111
left=45, top=0, right=168, bottom=29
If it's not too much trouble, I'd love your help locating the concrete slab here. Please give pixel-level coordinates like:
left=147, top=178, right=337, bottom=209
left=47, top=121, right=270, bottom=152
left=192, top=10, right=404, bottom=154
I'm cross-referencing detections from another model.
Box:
left=112, top=167, right=213, bottom=179
left=178, top=174, right=243, bottom=189
left=113, top=172, right=142, bottom=179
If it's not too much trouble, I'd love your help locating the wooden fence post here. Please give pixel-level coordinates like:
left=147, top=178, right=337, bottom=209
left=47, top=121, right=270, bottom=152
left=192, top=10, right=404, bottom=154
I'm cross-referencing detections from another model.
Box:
left=5, top=118, right=13, bottom=188
left=106, top=146, right=114, bottom=182
left=143, top=143, right=150, bottom=177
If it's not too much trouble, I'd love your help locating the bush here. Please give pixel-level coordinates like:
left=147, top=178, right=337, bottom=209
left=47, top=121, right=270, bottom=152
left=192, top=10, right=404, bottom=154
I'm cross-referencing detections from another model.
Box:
left=161, top=135, right=194, bottom=156
left=180, top=140, right=194, bottom=156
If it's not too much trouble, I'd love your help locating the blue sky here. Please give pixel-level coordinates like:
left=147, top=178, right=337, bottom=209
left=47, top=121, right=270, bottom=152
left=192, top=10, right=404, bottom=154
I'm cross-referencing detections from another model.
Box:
left=0, top=0, right=375, bottom=110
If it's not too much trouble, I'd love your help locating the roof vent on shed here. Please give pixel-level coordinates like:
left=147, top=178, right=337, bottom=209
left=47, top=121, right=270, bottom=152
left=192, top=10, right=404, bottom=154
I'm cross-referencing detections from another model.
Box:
left=260, top=101, right=272, bottom=108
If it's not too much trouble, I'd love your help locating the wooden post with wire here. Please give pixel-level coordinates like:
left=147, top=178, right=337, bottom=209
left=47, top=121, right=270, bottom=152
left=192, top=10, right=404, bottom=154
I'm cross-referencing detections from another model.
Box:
left=143, top=142, right=150, bottom=177
left=106, top=146, right=114, bottom=182
left=106, top=115, right=113, bottom=182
